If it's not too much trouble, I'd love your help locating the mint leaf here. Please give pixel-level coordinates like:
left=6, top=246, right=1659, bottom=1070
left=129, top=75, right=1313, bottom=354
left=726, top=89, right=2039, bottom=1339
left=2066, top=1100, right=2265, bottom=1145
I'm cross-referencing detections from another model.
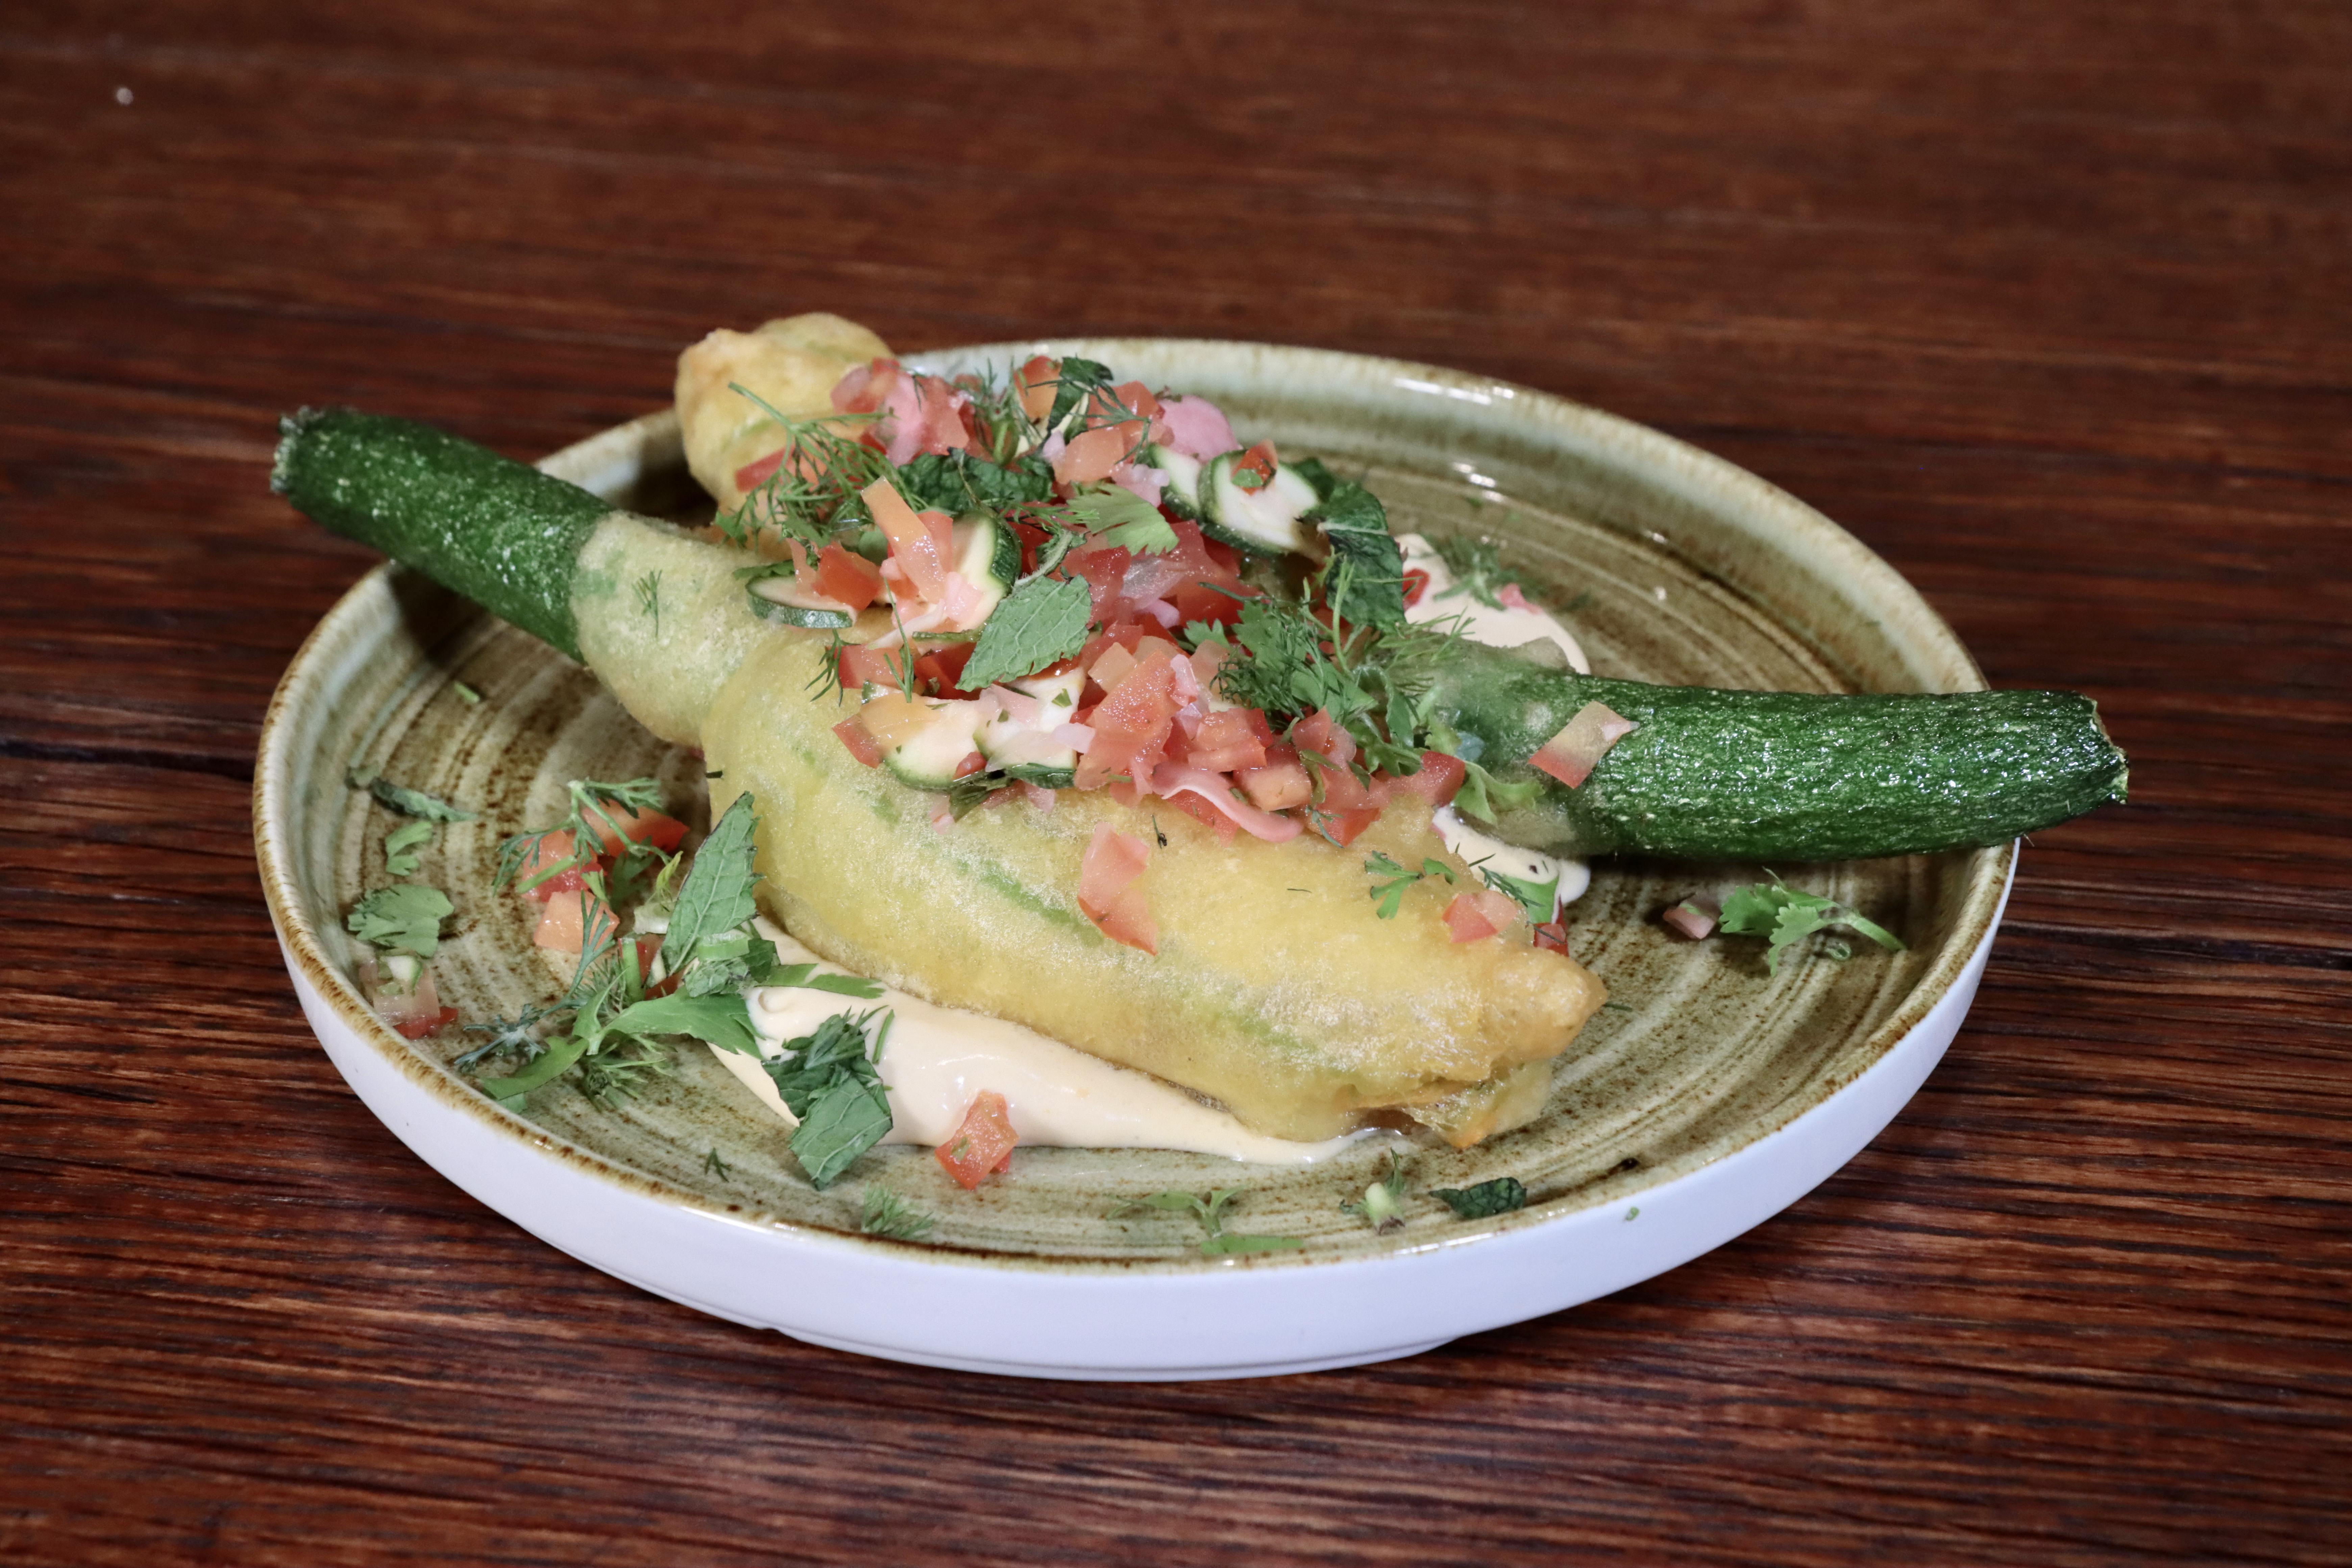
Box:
left=897, top=450, right=1055, bottom=515
left=600, top=992, right=761, bottom=1056
left=1716, top=878, right=1905, bottom=974
left=345, top=884, right=452, bottom=959
left=1309, top=480, right=1405, bottom=630
left=661, top=793, right=760, bottom=977
left=1060, top=486, right=1178, bottom=555
left=1046, top=356, right=1113, bottom=430
left=1430, top=1177, right=1526, bottom=1219
left=790, top=1077, right=894, bottom=1190
left=962, top=575, right=1092, bottom=689
left=348, top=766, right=474, bottom=823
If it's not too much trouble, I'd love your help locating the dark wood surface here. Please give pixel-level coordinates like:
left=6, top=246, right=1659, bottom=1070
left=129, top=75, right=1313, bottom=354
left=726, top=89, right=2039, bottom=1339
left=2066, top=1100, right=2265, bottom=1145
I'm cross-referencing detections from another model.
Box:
left=5, top=3, right=2348, bottom=1563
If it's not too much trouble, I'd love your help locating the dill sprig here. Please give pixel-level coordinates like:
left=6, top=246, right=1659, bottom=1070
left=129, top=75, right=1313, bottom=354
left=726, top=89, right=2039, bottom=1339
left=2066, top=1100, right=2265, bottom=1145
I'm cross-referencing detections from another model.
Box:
left=713, top=384, right=891, bottom=551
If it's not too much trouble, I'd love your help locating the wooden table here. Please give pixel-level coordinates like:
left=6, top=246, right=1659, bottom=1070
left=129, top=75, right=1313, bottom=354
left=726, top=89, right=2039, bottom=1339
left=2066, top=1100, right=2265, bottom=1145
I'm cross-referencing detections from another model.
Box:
left=7, top=4, right=2347, bottom=1562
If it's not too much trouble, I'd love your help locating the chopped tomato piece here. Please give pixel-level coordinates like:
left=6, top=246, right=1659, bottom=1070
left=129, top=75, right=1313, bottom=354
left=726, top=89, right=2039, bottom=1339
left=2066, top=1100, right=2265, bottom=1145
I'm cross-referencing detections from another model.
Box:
left=733, top=447, right=787, bottom=495
left=953, top=750, right=988, bottom=780
left=814, top=543, right=884, bottom=611
left=1372, top=751, right=1466, bottom=810
left=1292, top=708, right=1359, bottom=770
left=1530, top=702, right=1639, bottom=789
left=1014, top=355, right=1059, bottom=424
left=1532, top=922, right=1573, bottom=956
left=1054, top=424, right=1130, bottom=488
left=1235, top=752, right=1313, bottom=813
left=863, top=477, right=951, bottom=601
left=1308, top=756, right=1373, bottom=813
left=1074, top=642, right=1181, bottom=791
left=516, top=830, right=587, bottom=899
left=1165, top=787, right=1239, bottom=843
left=1443, top=888, right=1522, bottom=944
left=1316, top=805, right=1383, bottom=846
left=913, top=640, right=977, bottom=699
left=580, top=803, right=688, bottom=858
left=855, top=691, right=937, bottom=751
left=1078, top=822, right=1157, bottom=953
left=838, top=643, right=904, bottom=692
left=935, top=1090, right=1020, bottom=1189
left=1233, top=440, right=1278, bottom=488
left=833, top=719, right=886, bottom=767
left=534, top=887, right=616, bottom=955
left=1402, top=566, right=1430, bottom=608
left=1183, top=708, right=1266, bottom=773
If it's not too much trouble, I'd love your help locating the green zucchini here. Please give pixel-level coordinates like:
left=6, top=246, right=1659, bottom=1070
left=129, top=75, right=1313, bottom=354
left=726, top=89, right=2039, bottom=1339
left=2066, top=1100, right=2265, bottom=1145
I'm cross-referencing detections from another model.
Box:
left=1197, top=453, right=1325, bottom=557
left=273, top=408, right=2127, bottom=863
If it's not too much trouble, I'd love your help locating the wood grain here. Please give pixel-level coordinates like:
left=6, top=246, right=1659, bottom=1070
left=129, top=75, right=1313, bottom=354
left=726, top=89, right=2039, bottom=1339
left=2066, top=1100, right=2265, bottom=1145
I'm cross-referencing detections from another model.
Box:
left=3, top=1, right=2347, bottom=1562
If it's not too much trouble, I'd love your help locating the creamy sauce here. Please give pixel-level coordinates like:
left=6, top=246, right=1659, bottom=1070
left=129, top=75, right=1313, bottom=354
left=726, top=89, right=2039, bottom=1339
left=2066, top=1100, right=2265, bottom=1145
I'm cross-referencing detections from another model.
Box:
left=706, top=921, right=1368, bottom=1165
left=1431, top=807, right=1592, bottom=919
left=1398, top=532, right=1591, bottom=675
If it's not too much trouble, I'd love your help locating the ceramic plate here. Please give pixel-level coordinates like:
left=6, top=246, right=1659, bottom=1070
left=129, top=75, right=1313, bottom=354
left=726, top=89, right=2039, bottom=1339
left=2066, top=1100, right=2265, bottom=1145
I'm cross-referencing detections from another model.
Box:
left=254, top=339, right=2013, bottom=1380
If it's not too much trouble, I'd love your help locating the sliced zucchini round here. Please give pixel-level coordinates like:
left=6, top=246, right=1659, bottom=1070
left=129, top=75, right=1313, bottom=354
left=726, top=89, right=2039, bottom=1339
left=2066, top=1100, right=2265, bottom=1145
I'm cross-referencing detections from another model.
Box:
left=1141, top=443, right=1204, bottom=521
left=747, top=574, right=856, bottom=630
left=949, top=511, right=1021, bottom=623
left=882, top=700, right=989, bottom=791
left=1198, top=453, right=1326, bottom=557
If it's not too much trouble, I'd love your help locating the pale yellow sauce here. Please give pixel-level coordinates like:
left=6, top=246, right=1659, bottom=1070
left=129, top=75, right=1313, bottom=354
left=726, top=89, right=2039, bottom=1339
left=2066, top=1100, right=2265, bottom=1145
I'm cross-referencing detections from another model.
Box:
left=707, top=922, right=1368, bottom=1164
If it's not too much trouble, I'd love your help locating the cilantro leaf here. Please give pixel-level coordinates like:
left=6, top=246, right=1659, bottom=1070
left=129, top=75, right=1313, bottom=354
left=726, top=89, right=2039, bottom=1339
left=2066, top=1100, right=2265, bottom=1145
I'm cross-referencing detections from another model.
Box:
left=348, top=766, right=474, bottom=823
left=383, top=819, right=436, bottom=877
left=1430, top=1177, right=1527, bottom=1219
left=1715, top=878, right=1906, bottom=974
left=961, top=575, right=1093, bottom=689
left=1474, top=863, right=1559, bottom=925
left=345, top=885, right=452, bottom=959
left=1364, top=851, right=1454, bottom=919
left=660, top=793, right=760, bottom=977
left=1448, top=757, right=1545, bottom=826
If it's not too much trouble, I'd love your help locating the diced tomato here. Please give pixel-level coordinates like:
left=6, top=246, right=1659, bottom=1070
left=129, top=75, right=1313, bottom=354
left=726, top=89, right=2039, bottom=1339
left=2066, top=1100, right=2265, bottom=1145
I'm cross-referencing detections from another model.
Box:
left=1292, top=708, right=1358, bottom=771
left=1316, top=806, right=1382, bottom=846
left=1065, top=543, right=1135, bottom=619
left=516, top=831, right=586, bottom=900
left=1054, top=424, right=1130, bottom=488
left=1104, top=380, right=1163, bottom=422
left=1074, top=642, right=1181, bottom=790
left=1444, top=888, right=1522, bottom=944
left=1232, top=440, right=1278, bottom=489
left=1078, top=822, right=1157, bottom=953
left=953, top=750, right=987, bottom=780
left=394, top=1006, right=459, bottom=1040
left=1402, top=566, right=1430, bottom=608
left=733, top=447, right=787, bottom=495
left=833, top=719, right=886, bottom=767
left=913, top=640, right=978, bottom=699
left=581, top=803, right=688, bottom=858
left=863, top=477, right=951, bottom=602
left=1235, top=751, right=1313, bottom=813
left=1372, top=751, right=1467, bottom=810
left=855, top=691, right=937, bottom=751
left=1309, top=757, right=1373, bottom=813
left=935, top=1090, right=1020, bottom=1189
left=534, top=887, right=616, bottom=955
left=1182, top=708, right=1266, bottom=773
left=1166, top=787, right=1239, bottom=844
left=1014, top=356, right=1059, bottom=424
left=814, top=544, right=884, bottom=611
left=838, top=643, right=904, bottom=692
left=1533, top=922, right=1573, bottom=956
left=1530, top=702, right=1639, bottom=789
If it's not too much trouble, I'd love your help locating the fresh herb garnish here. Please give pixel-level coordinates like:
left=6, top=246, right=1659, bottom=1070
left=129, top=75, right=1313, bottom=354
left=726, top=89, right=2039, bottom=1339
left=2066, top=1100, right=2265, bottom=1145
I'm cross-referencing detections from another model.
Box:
left=960, top=574, right=1092, bottom=689
left=1471, top=861, right=1559, bottom=924
left=1364, top=850, right=1454, bottom=919
left=1340, top=1149, right=1408, bottom=1231
left=382, top=819, right=436, bottom=877
left=1307, top=480, right=1407, bottom=631
left=861, top=1184, right=935, bottom=1242
left=1445, top=755, right=1544, bottom=826
left=347, top=765, right=474, bottom=824
left=763, top=1006, right=896, bottom=1189
left=1053, top=486, right=1178, bottom=555
left=633, top=569, right=663, bottom=635
left=656, top=793, right=760, bottom=976
left=1430, top=1177, right=1527, bottom=1219
left=712, top=386, right=891, bottom=549
left=452, top=681, right=482, bottom=705
left=1715, top=877, right=1905, bottom=974
left=1106, top=1189, right=1304, bottom=1256
left=704, top=1148, right=731, bottom=1179
left=493, top=777, right=669, bottom=898
left=1045, top=355, right=1114, bottom=431
left=897, top=449, right=1055, bottom=516
left=1431, top=535, right=1525, bottom=612
left=345, top=885, right=452, bottom=959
